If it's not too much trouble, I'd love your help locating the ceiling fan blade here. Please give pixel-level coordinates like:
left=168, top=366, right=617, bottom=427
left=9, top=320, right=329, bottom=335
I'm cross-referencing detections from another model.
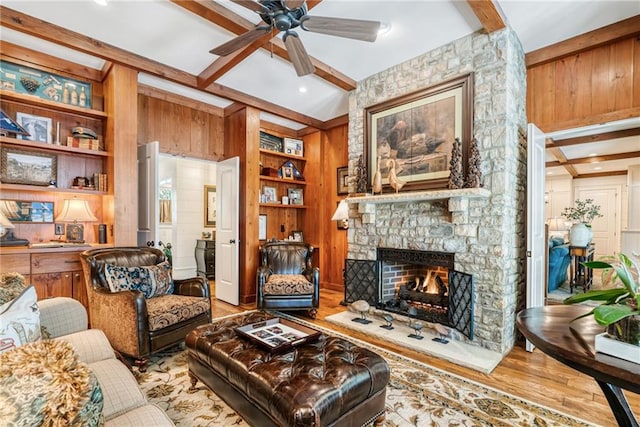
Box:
left=301, top=16, right=380, bottom=42
left=283, top=32, right=315, bottom=76
left=210, top=26, right=271, bottom=56
left=283, top=0, right=306, bottom=10
left=230, top=0, right=266, bottom=13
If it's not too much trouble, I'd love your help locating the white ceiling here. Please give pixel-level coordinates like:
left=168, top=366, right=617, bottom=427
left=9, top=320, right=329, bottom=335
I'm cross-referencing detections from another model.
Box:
left=1, top=1, right=639, bottom=174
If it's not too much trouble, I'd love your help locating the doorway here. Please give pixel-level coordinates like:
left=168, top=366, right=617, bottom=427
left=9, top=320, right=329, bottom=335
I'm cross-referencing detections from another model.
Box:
left=576, top=186, right=621, bottom=259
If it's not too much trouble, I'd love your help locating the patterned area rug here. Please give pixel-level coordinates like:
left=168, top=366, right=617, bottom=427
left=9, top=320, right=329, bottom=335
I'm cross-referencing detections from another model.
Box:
left=137, top=312, right=597, bottom=427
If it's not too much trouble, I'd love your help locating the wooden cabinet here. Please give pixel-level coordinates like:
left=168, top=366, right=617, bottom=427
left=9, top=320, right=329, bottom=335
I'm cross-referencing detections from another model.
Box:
left=195, top=239, right=215, bottom=279
left=0, top=247, right=93, bottom=310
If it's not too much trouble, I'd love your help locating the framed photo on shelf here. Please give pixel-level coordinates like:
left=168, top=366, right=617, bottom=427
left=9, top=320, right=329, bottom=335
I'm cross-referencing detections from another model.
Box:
left=281, top=165, right=294, bottom=180
left=287, top=188, right=303, bottom=205
left=259, top=214, right=267, bottom=240
left=284, top=138, right=304, bottom=157
left=1, top=148, right=57, bottom=186
left=16, top=112, right=53, bottom=144
left=0, top=200, right=54, bottom=223
left=365, top=73, right=473, bottom=191
left=292, top=230, right=304, bottom=242
left=263, top=186, right=277, bottom=203
left=204, top=185, right=216, bottom=228
left=337, top=166, right=349, bottom=195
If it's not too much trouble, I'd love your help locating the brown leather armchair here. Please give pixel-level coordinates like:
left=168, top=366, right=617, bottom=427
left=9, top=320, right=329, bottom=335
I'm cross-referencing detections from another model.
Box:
left=80, top=247, right=211, bottom=371
left=256, top=241, right=319, bottom=318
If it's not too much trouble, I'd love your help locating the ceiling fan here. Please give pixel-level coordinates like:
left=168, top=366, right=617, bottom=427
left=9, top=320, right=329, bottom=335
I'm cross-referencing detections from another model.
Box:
left=210, top=0, right=381, bottom=76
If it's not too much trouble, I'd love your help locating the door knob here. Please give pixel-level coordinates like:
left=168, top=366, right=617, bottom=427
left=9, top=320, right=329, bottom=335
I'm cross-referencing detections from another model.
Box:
left=229, top=239, right=236, bottom=244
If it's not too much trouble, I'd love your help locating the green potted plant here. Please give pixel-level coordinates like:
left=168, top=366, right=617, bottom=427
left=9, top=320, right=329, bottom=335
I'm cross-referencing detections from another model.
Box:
left=561, top=199, right=603, bottom=246
left=563, top=252, right=639, bottom=348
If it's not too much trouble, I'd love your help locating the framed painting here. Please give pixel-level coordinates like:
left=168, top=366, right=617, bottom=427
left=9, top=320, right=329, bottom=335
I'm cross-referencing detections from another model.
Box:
left=16, top=112, right=53, bottom=144
left=204, top=185, right=216, bottom=228
left=1, top=148, right=57, bottom=186
left=0, top=200, right=54, bottom=223
left=337, top=166, right=349, bottom=195
left=365, top=73, right=473, bottom=191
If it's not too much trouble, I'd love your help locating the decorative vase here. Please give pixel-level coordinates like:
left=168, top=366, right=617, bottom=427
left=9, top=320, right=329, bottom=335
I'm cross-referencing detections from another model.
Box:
left=586, top=225, right=594, bottom=243
left=569, top=222, right=590, bottom=246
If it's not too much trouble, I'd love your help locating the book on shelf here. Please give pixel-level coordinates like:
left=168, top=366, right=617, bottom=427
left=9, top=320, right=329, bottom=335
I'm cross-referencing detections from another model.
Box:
left=93, top=173, right=108, bottom=192
left=67, top=136, right=103, bottom=151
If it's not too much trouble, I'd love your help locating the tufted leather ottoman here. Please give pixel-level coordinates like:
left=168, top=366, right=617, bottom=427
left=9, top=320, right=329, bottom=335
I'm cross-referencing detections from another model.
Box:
left=186, top=312, right=389, bottom=427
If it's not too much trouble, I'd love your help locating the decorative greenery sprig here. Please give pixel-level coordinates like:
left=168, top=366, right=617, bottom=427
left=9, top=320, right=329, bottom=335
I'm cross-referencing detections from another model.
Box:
left=561, top=198, right=603, bottom=225
left=564, top=253, right=639, bottom=327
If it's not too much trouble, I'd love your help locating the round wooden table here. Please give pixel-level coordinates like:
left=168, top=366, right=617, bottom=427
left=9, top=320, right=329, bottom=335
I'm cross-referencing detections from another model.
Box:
left=516, top=305, right=640, bottom=427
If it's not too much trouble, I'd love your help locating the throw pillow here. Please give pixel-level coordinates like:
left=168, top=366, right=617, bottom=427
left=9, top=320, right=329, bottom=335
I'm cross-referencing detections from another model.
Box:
left=0, top=272, right=27, bottom=305
left=0, top=285, right=40, bottom=354
left=104, top=264, right=156, bottom=298
left=148, top=261, right=174, bottom=297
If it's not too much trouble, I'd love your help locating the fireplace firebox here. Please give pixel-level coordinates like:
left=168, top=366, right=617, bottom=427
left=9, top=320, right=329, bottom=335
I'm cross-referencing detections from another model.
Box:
left=344, top=248, right=474, bottom=339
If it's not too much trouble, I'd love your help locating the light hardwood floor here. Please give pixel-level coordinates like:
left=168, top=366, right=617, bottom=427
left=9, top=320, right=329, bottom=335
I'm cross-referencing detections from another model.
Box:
left=210, top=288, right=639, bottom=426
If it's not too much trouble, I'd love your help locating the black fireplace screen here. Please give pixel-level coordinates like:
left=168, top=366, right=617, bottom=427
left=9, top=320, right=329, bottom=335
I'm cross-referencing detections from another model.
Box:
left=344, top=251, right=474, bottom=340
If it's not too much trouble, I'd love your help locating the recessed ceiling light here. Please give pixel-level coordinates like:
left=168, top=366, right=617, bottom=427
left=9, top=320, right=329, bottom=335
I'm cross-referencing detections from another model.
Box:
left=547, top=171, right=553, bottom=175
left=589, top=153, right=597, bottom=157
left=378, top=22, right=392, bottom=36
left=94, top=0, right=108, bottom=5
left=594, top=166, right=602, bottom=170
left=298, top=86, right=307, bottom=93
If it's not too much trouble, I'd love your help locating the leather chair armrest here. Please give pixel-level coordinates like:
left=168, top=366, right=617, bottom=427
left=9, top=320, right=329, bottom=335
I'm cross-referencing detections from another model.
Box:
left=256, top=266, right=272, bottom=290
left=87, top=286, right=149, bottom=358
left=174, top=276, right=209, bottom=297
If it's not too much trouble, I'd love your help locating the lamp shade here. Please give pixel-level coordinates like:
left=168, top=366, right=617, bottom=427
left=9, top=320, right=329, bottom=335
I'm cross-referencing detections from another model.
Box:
left=331, top=199, right=349, bottom=221
left=55, top=199, right=97, bottom=222
left=0, top=211, right=14, bottom=229
left=547, top=217, right=568, bottom=232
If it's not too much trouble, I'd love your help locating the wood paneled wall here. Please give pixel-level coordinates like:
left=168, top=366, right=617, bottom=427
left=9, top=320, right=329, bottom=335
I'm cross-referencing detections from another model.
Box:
left=137, top=93, right=224, bottom=160
left=527, top=35, right=640, bottom=132
left=319, top=124, right=348, bottom=292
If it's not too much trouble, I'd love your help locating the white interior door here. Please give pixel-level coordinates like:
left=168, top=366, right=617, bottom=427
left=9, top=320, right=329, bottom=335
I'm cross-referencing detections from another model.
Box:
left=137, top=141, right=159, bottom=247
left=576, top=186, right=620, bottom=258
left=526, top=124, right=546, bottom=352
left=215, top=157, right=240, bottom=305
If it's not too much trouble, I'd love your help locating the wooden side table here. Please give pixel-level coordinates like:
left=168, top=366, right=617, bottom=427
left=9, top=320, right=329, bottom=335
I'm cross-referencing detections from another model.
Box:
left=569, top=244, right=595, bottom=293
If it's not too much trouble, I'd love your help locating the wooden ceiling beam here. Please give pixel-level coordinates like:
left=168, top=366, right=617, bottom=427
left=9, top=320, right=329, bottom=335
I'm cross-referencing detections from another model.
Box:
left=526, top=15, right=640, bottom=68
left=547, top=146, right=578, bottom=177
left=175, top=0, right=355, bottom=91
left=466, top=0, right=506, bottom=33
left=1, top=6, right=325, bottom=128
left=0, top=6, right=197, bottom=87
left=0, top=41, right=103, bottom=82
left=573, top=170, right=628, bottom=179
left=546, top=151, right=640, bottom=167
left=547, top=128, right=640, bottom=148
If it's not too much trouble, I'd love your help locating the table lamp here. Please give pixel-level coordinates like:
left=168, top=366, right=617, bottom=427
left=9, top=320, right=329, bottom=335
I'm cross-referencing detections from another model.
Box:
left=55, top=198, right=97, bottom=243
left=0, top=210, right=29, bottom=246
left=331, top=199, right=349, bottom=230
left=547, top=217, right=568, bottom=238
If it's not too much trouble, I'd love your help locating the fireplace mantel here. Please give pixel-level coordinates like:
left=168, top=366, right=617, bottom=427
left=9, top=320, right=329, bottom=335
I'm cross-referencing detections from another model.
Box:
left=344, top=188, right=490, bottom=224
left=345, top=188, right=490, bottom=205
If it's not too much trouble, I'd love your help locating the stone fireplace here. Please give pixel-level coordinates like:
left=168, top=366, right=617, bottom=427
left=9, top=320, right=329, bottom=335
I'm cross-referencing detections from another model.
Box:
left=345, top=27, right=527, bottom=356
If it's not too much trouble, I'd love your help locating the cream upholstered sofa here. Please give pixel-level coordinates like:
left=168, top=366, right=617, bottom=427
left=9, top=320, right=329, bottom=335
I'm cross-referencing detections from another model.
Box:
left=39, top=297, right=174, bottom=426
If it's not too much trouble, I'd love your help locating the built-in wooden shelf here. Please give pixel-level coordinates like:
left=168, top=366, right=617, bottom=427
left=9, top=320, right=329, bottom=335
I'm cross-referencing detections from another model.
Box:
left=259, top=176, right=307, bottom=185
left=259, top=148, right=306, bottom=161
left=259, top=203, right=307, bottom=209
left=0, top=183, right=106, bottom=195
left=0, top=89, right=107, bottom=119
left=0, top=136, right=108, bottom=157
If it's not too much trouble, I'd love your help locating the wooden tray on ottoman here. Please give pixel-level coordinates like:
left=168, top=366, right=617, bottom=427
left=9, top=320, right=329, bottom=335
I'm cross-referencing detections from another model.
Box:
left=234, top=317, right=320, bottom=354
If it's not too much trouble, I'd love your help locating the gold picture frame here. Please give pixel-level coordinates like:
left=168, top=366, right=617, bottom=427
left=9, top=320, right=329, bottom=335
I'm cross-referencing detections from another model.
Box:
left=204, top=185, right=216, bottom=228
left=365, top=73, right=473, bottom=191
left=1, top=147, right=57, bottom=186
